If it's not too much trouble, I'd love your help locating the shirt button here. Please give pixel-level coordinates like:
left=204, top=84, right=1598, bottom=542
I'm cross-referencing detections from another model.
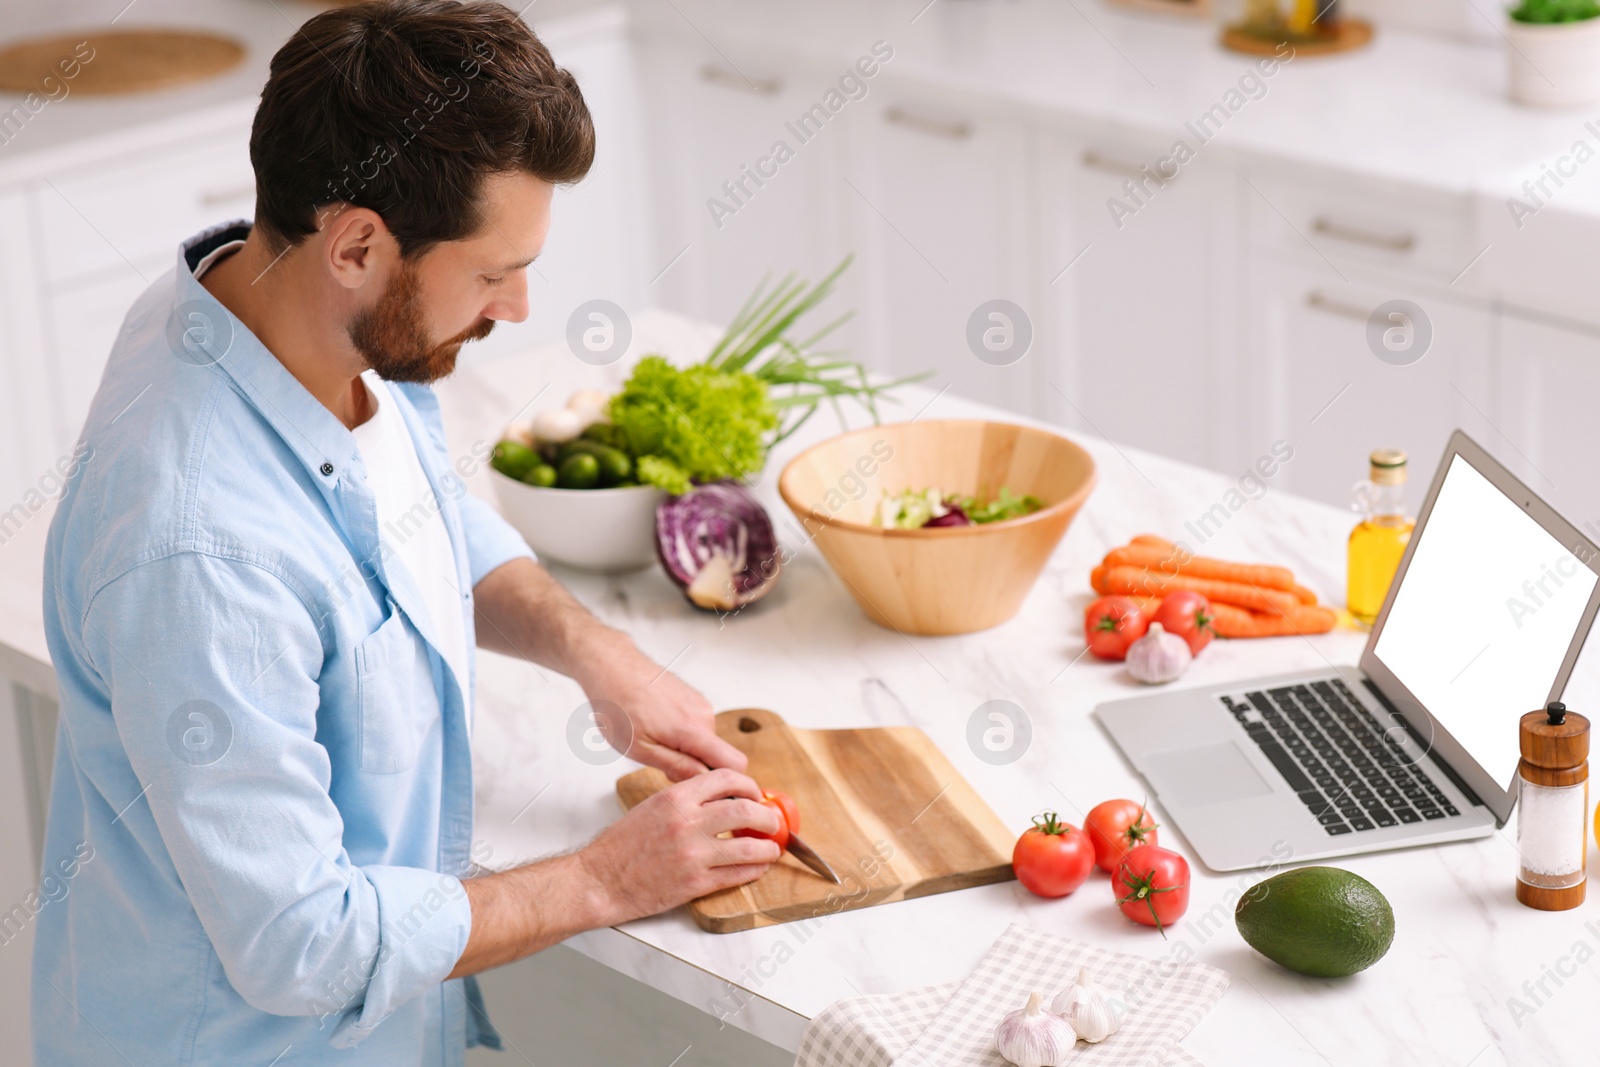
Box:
left=320, top=462, right=335, bottom=476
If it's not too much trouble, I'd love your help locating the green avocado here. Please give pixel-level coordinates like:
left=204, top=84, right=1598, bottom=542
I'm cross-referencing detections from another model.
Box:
left=1234, top=866, right=1394, bottom=978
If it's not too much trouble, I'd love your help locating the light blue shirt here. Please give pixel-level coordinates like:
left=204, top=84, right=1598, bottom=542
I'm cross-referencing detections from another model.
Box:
left=33, top=223, right=532, bottom=1065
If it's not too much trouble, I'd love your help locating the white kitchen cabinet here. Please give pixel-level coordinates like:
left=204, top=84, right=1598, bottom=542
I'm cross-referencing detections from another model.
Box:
left=1038, top=127, right=1238, bottom=473
left=1243, top=166, right=1480, bottom=289
left=842, top=79, right=1038, bottom=415
left=0, top=188, right=54, bottom=511
left=42, top=271, right=152, bottom=456
left=632, top=35, right=861, bottom=356
left=1243, top=259, right=1494, bottom=510
left=1495, top=311, right=1600, bottom=529
left=32, top=129, right=254, bottom=289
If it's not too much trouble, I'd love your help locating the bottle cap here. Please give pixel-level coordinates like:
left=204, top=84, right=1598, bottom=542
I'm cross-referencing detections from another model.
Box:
left=1520, top=701, right=1590, bottom=769
left=1369, top=449, right=1407, bottom=486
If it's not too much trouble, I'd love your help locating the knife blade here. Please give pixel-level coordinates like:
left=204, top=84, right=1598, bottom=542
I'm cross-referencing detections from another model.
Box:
left=784, top=830, right=842, bottom=884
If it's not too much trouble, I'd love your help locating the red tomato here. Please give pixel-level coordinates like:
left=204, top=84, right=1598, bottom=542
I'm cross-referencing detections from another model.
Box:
left=1012, top=812, right=1096, bottom=898
left=1084, top=799, right=1159, bottom=873
left=1085, top=597, right=1150, bottom=661
left=1153, top=591, right=1215, bottom=656
left=734, top=789, right=798, bottom=851
left=1114, top=844, right=1190, bottom=933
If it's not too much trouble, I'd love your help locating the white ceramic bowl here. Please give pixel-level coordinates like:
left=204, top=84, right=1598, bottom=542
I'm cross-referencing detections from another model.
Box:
left=490, top=468, right=666, bottom=572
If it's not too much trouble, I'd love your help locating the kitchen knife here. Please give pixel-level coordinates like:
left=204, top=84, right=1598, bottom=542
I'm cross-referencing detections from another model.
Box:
left=784, top=830, right=842, bottom=884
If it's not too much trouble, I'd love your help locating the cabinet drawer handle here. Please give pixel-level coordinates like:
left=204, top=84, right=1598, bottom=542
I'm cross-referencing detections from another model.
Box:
left=199, top=182, right=255, bottom=207
left=1311, top=216, right=1416, bottom=253
left=1081, top=150, right=1173, bottom=183
left=1305, top=291, right=1372, bottom=321
left=699, top=64, right=782, bottom=96
left=885, top=106, right=971, bottom=140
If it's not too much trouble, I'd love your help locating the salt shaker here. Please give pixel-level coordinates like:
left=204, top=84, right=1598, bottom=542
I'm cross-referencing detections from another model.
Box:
left=1515, top=701, right=1589, bottom=911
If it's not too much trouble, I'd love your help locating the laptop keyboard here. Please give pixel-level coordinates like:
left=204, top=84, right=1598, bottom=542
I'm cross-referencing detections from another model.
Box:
left=1221, top=678, right=1461, bottom=836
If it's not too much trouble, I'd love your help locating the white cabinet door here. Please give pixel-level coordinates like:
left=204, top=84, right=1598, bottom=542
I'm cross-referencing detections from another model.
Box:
left=43, top=271, right=152, bottom=454
left=1497, top=313, right=1600, bottom=529
left=1039, top=130, right=1237, bottom=473
left=0, top=187, right=56, bottom=514
left=1245, top=261, right=1493, bottom=510
left=842, top=82, right=1037, bottom=415
left=633, top=39, right=859, bottom=350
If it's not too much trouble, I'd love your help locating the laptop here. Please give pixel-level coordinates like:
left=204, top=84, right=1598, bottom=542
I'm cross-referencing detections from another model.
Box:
left=1095, top=430, right=1600, bottom=871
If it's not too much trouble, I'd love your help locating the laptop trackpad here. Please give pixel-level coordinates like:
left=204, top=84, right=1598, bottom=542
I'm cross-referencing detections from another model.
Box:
left=1143, top=743, right=1275, bottom=806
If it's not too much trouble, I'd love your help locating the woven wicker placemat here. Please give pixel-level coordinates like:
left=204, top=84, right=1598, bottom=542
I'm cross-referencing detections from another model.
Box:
left=0, top=29, right=244, bottom=96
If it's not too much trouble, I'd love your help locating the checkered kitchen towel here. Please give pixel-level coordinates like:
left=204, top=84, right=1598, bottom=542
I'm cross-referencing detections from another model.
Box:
left=795, top=923, right=1227, bottom=1067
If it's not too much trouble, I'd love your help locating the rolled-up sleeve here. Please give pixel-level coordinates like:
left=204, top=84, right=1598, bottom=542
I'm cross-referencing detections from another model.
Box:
left=458, top=491, right=535, bottom=584
left=82, top=551, right=471, bottom=1048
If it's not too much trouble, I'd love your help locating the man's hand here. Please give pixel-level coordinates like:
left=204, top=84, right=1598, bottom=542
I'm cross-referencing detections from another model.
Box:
left=577, top=644, right=748, bottom=781
left=580, top=768, right=783, bottom=924
left=473, top=558, right=746, bottom=779
left=448, top=769, right=781, bottom=978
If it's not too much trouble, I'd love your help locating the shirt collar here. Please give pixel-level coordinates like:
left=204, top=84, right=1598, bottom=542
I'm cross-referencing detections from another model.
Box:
left=176, top=223, right=360, bottom=491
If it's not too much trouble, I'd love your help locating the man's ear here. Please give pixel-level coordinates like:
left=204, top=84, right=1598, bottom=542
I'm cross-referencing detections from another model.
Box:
left=322, top=207, right=393, bottom=291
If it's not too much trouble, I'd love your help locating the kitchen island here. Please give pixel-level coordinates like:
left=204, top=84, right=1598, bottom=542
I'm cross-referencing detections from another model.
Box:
left=3, top=312, right=1597, bottom=1065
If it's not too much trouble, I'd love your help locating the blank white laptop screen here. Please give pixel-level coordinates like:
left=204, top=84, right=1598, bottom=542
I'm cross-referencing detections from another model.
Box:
left=1372, top=454, right=1596, bottom=789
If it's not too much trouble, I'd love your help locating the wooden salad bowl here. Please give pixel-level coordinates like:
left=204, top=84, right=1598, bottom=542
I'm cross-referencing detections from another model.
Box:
left=777, top=419, right=1097, bottom=635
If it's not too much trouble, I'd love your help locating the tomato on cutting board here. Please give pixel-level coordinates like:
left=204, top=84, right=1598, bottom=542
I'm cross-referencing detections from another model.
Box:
left=1012, top=812, right=1095, bottom=898
left=734, top=789, right=798, bottom=851
left=1085, top=597, right=1150, bottom=661
left=1152, top=591, right=1215, bottom=656
left=1114, top=844, right=1190, bottom=933
left=1084, top=798, right=1159, bottom=873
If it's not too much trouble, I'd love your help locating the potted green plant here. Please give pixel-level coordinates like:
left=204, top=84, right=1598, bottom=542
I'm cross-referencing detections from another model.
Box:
left=1507, top=0, right=1600, bottom=107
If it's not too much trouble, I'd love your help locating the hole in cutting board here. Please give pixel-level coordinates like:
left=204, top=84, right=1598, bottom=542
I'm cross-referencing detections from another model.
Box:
left=738, top=717, right=762, bottom=733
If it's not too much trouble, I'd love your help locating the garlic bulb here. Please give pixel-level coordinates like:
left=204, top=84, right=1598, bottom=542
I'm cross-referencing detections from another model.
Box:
left=530, top=407, right=585, bottom=444
left=1126, top=622, right=1192, bottom=685
left=994, top=991, right=1076, bottom=1067
left=1051, top=968, right=1127, bottom=1044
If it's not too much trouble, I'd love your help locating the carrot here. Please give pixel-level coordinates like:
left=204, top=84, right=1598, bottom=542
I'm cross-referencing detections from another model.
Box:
left=1091, top=564, right=1110, bottom=595
left=1291, top=583, right=1318, bottom=605
left=1102, top=543, right=1298, bottom=593
left=1131, top=534, right=1177, bottom=550
left=1100, top=566, right=1303, bottom=617
left=1211, top=601, right=1337, bottom=637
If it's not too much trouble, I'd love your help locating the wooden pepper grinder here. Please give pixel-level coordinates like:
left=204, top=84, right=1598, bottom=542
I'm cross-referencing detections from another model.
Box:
left=1515, top=701, right=1589, bottom=911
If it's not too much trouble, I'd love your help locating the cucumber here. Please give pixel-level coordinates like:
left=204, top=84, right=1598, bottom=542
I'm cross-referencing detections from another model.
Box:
left=491, top=440, right=540, bottom=481
left=556, top=452, right=600, bottom=490
left=521, top=462, right=558, bottom=488
left=558, top=439, right=632, bottom=486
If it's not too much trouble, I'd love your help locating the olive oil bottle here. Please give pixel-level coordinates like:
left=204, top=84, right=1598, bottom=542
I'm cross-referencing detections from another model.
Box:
left=1348, top=450, right=1413, bottom=627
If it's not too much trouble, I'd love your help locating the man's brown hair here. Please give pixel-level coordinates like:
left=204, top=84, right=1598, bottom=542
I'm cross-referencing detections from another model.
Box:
left=250, top=0, right=594, bottom=257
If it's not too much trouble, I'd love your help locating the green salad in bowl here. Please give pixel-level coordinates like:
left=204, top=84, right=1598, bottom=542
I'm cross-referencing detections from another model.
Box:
left=873, top=486, right=1043, bottom=530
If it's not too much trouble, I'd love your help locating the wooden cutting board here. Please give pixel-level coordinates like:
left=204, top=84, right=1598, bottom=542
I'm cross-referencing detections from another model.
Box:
left=616, top=708, right=1016, bottom=933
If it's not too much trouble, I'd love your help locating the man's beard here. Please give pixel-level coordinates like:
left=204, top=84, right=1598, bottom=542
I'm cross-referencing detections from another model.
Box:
left=347, top=259, right=495, bottom=384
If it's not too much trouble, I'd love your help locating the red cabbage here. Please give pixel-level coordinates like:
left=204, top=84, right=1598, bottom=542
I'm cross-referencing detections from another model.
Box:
left=656, top=481, right=780, bottom=611
left=924, top=503, right=971, bottom=527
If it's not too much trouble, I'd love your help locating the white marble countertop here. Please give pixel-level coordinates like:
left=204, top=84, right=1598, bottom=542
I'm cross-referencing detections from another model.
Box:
left=427, top=312, right=1600, bottom=1065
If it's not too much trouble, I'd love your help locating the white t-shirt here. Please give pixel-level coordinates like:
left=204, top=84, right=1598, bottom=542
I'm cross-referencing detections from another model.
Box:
left=351, top=371, right=472, bottom=716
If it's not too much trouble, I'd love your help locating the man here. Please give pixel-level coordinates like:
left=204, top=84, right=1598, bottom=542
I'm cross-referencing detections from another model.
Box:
left=33, top=3, right=781, bottom=1064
